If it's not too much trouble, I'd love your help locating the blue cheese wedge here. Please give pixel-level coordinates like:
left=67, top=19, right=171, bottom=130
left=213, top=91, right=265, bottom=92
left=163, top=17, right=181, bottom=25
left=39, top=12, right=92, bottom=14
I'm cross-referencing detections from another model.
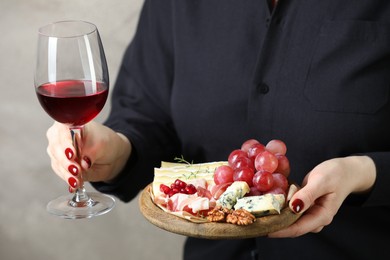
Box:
left=234, top=194, right=285, bottom=217
left=217, top=181, right=250, bottom=209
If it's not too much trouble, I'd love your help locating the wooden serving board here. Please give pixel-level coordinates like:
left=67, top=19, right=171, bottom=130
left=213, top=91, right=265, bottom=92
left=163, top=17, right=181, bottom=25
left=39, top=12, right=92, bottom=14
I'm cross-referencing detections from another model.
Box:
left=139, top=184, right=302, bottom=239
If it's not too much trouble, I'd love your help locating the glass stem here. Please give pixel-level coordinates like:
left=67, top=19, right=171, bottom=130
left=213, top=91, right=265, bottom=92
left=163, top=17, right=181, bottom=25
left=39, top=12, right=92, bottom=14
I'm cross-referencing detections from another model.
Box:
left=69, top=126, right=95, bottom=208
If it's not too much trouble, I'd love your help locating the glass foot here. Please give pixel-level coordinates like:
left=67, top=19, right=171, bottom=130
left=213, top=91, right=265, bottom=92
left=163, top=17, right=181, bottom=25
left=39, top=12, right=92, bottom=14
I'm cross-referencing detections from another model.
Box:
left=47, top=192, right=115, bottom=219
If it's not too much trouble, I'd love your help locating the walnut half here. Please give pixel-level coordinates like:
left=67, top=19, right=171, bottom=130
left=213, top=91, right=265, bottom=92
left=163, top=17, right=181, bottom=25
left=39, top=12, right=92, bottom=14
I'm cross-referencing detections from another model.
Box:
left=207, top=207, right=256, bottom=226
left=207, top=206, right=232, bottom=222
left=226, top=209, right=256, bottom=226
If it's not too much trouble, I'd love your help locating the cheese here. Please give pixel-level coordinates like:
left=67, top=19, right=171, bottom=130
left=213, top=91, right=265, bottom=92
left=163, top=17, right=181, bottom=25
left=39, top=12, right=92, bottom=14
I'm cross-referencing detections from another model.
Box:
left=152, top=161, right=228, bottom=197
left=217, top=181, right=250, bottom=209
left=234, top=194, right=285, bottom=217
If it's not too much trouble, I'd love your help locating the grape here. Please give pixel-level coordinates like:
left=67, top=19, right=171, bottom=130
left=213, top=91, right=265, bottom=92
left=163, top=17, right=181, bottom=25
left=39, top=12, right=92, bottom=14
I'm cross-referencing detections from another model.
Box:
left=232, top=156, right=255, bottom=171
left=272, top=173, right=288, bottom=191
left=247, top=186, right=262, bottom=196
left=228, top=149, right=248, bottom=167
left=247, top=143, right=266, bottom=161
left=266, top=186, right=286, bottom=196
left=266, top=139, right=287, bottom=155
left=254, top=150, right=278, bottom=173
left=233, top=167, right=254, bottom=186
left=214, top=165, right=234, bottom=185
left=275, top=154, right=290, bottom=177
left=253, top=171, right=274, bottom=192
left=219, top=138, right=291, bottom=195
left=241, top=139, right=260, bottom=153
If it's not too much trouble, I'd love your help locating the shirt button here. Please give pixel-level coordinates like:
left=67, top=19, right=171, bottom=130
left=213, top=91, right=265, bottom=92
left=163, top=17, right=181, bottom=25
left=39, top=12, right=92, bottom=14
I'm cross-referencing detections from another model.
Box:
left=265, top=18, right=270, bottom=27
left=257, top=83, right=269, bottom=94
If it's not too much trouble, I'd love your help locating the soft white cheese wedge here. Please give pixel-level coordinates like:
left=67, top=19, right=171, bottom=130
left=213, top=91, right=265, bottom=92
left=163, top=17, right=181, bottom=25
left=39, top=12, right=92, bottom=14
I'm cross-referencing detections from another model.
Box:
left=216, top=181, right=250, bottom=209
left=152, top=161, right=228, bottom=197
left=234, top=194, right=285, bottom=217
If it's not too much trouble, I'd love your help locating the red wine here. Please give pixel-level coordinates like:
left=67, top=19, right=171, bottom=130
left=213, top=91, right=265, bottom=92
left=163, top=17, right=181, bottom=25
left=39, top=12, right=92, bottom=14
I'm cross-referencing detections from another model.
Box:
left=36, top=80, right=108, bottom=126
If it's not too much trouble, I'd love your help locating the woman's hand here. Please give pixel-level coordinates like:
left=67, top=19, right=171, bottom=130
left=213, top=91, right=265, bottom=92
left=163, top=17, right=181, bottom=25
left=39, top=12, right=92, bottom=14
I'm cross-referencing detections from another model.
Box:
left=268, top=156, right=376, bottom=238
left=46, top=121, right=131, bottom=190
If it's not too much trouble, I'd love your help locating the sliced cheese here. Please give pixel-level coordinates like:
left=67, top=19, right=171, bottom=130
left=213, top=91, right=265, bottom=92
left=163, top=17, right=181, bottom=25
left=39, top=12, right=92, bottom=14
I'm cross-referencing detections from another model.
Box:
left=159, top=161, right=228, bottom=170
left=152, top=161, right=228, bottom=197
left=234, top=194, right=285, bottom=217
left=217, top=181, right=250, bottom=209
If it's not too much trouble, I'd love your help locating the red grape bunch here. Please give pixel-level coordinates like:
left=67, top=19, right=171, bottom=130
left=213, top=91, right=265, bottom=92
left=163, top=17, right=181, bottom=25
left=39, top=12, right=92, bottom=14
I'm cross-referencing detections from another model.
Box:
left=214, top=139, right=291, bottom=196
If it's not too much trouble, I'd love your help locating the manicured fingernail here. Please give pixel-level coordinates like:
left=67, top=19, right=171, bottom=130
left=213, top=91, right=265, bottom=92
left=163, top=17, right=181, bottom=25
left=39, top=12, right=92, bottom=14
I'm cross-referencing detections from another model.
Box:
left=292, top=199, right=304, bottom=213
left=68, top=165, right=78, bottom=176
left=83, top=156, right=92, bottom=168
left=68, top=177, right=77, bottom=188
left=68, top=186, right=75, bottom=193
left=65, top=148, right=74, bottom=160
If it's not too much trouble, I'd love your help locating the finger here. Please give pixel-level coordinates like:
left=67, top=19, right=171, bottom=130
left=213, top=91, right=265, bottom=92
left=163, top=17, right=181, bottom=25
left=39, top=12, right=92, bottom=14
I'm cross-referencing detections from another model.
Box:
left=81, top=156, right=92, bottom=170
left=268, top=204, right=330, bottom=238
left=46, top=123, right=74, bottom=161
left=288, top=171, right=332, bottom=214
left=49, top=154, right=82, bottom=189
left=47, top=134, right=82, bottom=187
left=311, top=226, right=325, bottom=233
left=46, top=122, right=71, bottom=143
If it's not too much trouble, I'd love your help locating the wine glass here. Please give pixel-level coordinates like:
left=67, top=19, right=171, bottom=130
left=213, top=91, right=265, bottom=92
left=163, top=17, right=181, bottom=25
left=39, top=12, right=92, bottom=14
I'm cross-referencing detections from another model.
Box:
left=34, top=20, right=115, bottom=219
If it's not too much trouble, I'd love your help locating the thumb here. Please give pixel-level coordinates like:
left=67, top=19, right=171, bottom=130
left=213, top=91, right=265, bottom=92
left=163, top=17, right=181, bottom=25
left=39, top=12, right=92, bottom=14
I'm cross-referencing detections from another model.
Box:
left=288, top=176, right=326, bottom=214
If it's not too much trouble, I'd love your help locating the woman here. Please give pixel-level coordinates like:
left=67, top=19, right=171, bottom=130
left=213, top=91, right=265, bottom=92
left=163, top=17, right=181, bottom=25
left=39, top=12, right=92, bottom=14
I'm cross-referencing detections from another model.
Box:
left=47, top=1, right=390, bottom=259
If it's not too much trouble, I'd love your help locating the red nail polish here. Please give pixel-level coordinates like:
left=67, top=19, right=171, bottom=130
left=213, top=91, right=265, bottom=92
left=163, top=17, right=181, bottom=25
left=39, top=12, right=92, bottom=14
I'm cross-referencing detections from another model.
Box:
left=83, top=156, right=92, bottom=168
left=65, top=148, right=74, bottom=160
left=68, top=165, right=78, bottom=176
left=292, top=199, right=304, bottom=213
left=68, top=177, right=77, bottom=188
left=68, top=186, right=74, bottom=193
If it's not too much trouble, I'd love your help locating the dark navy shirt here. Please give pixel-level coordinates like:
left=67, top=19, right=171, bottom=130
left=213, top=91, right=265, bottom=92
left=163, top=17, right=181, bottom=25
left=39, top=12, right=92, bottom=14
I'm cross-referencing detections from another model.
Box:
left=94, top=0, right=390, bottom=259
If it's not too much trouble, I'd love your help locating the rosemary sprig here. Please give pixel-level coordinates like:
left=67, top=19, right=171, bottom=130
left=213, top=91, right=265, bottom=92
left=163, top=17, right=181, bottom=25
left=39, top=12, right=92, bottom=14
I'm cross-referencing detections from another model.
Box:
left=174, top=155, right=193, bottom=165
left=181, top=171, right=198, bottom=180
left=173, top=156, right=217, bottom=180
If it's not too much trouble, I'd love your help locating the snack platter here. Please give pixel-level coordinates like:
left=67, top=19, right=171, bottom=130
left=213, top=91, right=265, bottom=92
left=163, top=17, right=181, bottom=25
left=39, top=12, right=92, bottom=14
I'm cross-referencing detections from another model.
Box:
left=138, top=139, right=302, bottom=239
left=139, top=184, right=301, bottom=239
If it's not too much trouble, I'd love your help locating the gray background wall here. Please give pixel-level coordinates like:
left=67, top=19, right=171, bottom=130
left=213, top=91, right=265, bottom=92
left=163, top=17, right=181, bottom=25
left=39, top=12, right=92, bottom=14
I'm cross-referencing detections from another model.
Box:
left=0, top=1, right=185, bottom=259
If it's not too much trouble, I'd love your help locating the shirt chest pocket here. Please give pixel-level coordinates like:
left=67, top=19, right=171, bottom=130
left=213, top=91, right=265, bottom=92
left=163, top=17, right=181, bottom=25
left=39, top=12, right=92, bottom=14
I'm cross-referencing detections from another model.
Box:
left=304, top=20, right=390, bottom=114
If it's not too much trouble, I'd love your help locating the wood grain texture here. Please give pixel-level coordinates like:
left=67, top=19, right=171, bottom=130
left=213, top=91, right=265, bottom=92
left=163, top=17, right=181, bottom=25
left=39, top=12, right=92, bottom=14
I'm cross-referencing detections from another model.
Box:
left=139, top=184, right=302, bottom=239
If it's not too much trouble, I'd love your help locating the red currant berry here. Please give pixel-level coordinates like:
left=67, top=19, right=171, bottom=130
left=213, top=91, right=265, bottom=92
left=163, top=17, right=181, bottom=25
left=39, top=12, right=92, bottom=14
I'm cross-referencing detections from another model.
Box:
left=160, top=184, right=171, bottom=195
